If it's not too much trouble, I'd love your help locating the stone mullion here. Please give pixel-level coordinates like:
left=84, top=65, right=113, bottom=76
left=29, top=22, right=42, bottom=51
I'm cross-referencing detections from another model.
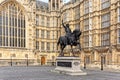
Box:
left=55, top=0, right=56, bottom=10
left=11, top=6, right=13, bottom=47
left=17, top=6, right=19, bottom=47
left=2, top=10, right=4, bottom=46
left=10, top=6, right=12, bottom=46
left=13, top=6, right=16, bottom=47
left=8, top=4, right=10, bottom=47
left=23, top=15, right=25, bottom=47
left=4, top=9, right=7, bottom=46
left=2, top=10, right=5, bottom=46
left=21, top=15, right=23, bottom=47
left=20, top=14, right=21, bottom=47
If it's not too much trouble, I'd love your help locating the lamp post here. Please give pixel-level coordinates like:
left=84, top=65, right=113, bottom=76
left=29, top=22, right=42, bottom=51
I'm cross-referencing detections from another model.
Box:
left=11, top=54, right=12, bottom=66
left=99, top=45, right=103, bottom=71
left=27, top=55, right=28, bottom=66
left=109, top=45, right=112, bottom=65
left=52, top=56, right=55, bottom=66
left=84, top=54, right=86, bottom=69
left=25, top=54, right=28, bottom=66
left=101, top=55, right=103, bottom=70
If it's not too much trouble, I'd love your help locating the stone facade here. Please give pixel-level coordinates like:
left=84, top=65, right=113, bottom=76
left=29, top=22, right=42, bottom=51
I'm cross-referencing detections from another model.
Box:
left=0, top=0, right=120, bottom=68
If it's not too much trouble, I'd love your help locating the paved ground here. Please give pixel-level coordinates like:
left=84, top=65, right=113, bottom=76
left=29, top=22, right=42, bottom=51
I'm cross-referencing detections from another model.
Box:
left=0, top=66, right=120, bottom=80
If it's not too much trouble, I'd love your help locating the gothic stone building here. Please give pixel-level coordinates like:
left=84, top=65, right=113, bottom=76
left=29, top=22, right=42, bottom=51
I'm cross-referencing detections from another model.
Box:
left=0, top=0, right=120, bottom=69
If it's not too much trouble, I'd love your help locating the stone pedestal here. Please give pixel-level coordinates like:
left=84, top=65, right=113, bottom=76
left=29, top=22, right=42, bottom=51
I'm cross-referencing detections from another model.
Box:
left=54, top=57, right=87, bottom=76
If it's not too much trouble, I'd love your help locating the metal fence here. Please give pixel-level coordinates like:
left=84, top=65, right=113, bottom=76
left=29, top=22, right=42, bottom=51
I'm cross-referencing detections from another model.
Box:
left=0, top=59, right=56, bottom=67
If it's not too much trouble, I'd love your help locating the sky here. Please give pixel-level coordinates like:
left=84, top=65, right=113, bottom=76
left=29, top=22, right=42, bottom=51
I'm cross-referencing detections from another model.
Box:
left=39, top=0, right=70, bottom=3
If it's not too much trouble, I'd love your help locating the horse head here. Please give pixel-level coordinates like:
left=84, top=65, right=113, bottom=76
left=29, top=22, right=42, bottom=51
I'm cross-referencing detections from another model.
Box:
left=73, top=29, right=82, bottom=40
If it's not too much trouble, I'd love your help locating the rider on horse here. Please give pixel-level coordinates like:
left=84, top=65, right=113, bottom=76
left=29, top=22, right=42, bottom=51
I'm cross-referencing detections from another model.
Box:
left=62, top=20, right=72, bottom=44
left=57, top=20, right=81, bottom=56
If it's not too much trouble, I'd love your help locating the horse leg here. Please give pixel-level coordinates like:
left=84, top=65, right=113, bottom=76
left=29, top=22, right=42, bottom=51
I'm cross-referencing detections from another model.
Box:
left=61, top=46, right=64, bottom=56
left=71, top=45, right=75, bottom=57
left=59, top=45, right=62, bottom=57
left=59, top=45, right=65, bottom=57
left=61, top=45, right=66, bottom=56
left=77, top=42, right=81, bottom=51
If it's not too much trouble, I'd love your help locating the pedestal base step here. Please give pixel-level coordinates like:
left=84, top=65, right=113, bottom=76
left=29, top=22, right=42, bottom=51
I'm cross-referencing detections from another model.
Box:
left=52, top=68, right=87, bottom=76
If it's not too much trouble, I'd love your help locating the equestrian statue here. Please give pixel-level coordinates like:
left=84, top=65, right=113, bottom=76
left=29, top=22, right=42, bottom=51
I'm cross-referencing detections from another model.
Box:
left=57, top=20, right=82, bottom=57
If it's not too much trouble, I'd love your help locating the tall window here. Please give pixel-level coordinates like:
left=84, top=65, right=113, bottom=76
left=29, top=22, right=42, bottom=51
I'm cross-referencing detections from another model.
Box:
left=101, top=0, right=110, bottom=9
left=54, top=31, right=57, bottom=39
left=0, top=2, right=26, bottom=47
left=101, top=13, right=110, bottom=28
left=46, top=42, right=50, bottom=51
left=74, top=6, right=80, bottom=20
left=52, top=0, right=55, bottom=10
left=84, top=0, right=92, bottom=14
left=84, top=35, right=92, bottom=47
left=118, top=29, right=120, bottom=44
left=84, top=0, right=89, bottom=14
left=63, top=13, right=66, bottom=22
left=56, top=31, right=58, bottom=39
left=47, top=31, right=50, bottom=39
left=47, top=17, right=50, bottom=27
left=63, top=12, right=69, bottom=22
left=41, top=42, right=44, bottom=51
left=84, top=19, right=89, bottom=31
left=36, top=29, right=39, bottom=38
left=41, top=30, right=44, bottom=38
left=84, top=36, right=89, bottom=47
left=36, top=15, right=39, bottom=26
left=41, top=16, right=44, bottom=26
left=36, top=41, right=39, bottom=50
left=101, top=33, right=110, bottom=46
left=53, top=42, right=54, bottom=51
left=118, top=8, right=120, bottom=22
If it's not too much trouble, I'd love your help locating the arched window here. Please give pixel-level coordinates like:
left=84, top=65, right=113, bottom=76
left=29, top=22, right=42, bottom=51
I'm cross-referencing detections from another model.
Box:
left=0, top=2, right=26, bottom=48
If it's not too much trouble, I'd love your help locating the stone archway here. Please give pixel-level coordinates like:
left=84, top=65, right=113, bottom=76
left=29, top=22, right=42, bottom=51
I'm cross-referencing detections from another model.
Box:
left=41, top=56, right=46, bottom=65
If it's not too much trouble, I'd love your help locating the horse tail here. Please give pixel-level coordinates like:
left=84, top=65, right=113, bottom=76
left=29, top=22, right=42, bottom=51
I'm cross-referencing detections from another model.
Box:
left=57, top=37, right=60, bottom=50
left=57, top=37, right=60, bottom=46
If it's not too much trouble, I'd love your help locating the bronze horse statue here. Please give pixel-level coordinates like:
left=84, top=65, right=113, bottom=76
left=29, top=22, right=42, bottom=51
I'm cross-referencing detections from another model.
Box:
left=57, top=29, right=82, bottom=56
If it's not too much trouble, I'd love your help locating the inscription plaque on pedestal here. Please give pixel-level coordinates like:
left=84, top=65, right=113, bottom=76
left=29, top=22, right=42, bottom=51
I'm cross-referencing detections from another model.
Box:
left=57, top=62, right=72, bottom=67
left=54, top=57, right=87, bottom=76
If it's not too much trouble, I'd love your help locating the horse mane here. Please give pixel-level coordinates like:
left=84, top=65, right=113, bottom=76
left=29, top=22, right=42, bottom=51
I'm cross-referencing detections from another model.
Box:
left=72, top=29, right=81, bottom=40
left=73, top=29, right=81, bottom=35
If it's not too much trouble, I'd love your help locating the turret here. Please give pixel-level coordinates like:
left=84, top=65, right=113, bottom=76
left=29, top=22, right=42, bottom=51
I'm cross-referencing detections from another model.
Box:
left=49, top=0, right=63, bottom=11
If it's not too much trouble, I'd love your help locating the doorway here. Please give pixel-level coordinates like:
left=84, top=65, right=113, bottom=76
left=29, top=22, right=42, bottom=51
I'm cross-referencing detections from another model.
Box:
left=41, top=56, right=46, bottom=65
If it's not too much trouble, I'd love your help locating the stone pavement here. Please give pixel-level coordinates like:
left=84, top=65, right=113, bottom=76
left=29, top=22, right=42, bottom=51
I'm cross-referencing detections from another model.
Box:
left=83, top=66, right=120, bottom=73
left=0, top=66, right=120, bottom=80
